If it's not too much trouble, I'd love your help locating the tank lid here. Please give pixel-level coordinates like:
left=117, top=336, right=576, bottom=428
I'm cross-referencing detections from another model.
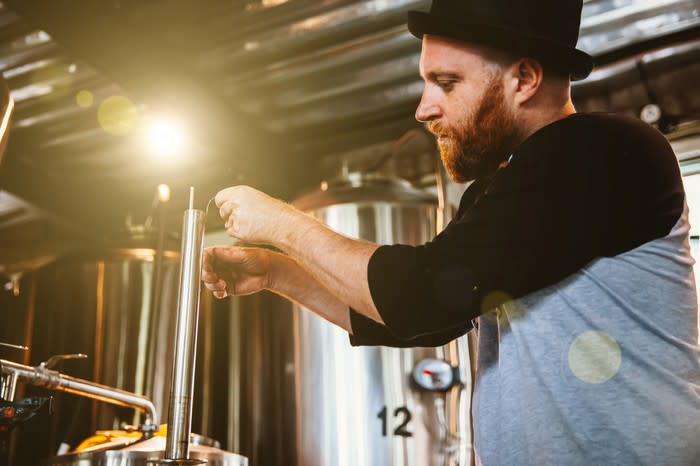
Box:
left=293, top=172, right=436, bottom=211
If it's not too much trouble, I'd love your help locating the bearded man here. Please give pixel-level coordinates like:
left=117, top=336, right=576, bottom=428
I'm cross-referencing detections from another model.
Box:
left=203, top=0, right=700, bottom=463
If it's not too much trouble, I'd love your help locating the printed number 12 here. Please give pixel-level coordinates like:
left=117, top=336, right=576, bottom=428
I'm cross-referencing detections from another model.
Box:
left=377, top=406, right=413, bottom=437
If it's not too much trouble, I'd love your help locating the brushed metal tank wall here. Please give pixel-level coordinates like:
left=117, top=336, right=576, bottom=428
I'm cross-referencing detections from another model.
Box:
left=195, top=290, right=297, bottom=466
left=0, top=273, right=35, bottom=367
left=16, top=248, right=183, bottom=449
left=291, top=180, right=472, bottom=466
left=3, top=246, right=291, bottom=463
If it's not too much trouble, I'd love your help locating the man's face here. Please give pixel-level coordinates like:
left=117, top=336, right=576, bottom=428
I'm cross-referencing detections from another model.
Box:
left=416, top=35, right=521, bottom=182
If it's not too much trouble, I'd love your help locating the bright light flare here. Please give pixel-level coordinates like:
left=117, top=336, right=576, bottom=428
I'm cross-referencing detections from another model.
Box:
left=98, top=95, right=139, bottom=135
left=76, top=90, right=93, bottom=108
left=144, top=115, right=189, bottom=159
left=157, top=184, right=171, bottom=202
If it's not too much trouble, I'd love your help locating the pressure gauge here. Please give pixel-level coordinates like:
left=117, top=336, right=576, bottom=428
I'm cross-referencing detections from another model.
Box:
left=412, top=358, right=461, bottom=392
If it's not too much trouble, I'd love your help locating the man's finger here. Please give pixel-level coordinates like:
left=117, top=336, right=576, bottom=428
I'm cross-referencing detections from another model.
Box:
left=219, top=201, right=235, bottom=222
left=202, top=271, right=219, bottom=283
left=204, top=279, right=227, bottom=292
left=215, top=186, right=246, bottom=208
left=202, top=247, right=214, bottom=272
left=210, top=246, right=250, bottom=264
left=214, top=187, right=235, bottom=208
left=224, top=278, right=236, bottom=296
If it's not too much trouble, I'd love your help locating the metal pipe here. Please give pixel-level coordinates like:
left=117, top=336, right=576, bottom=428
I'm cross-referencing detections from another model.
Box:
left=92, top=260, right=106, bottom=433
left=0, top=343, right=28, bottom=351
left=163, top=187, right=206, bottom=464
left=0, top=358, right=158, bottom=425
left=145, top=185, right=170, bottom=411
left=0, top=372, right=18, bottom=401
left=0, top=341, right=27, bottom=402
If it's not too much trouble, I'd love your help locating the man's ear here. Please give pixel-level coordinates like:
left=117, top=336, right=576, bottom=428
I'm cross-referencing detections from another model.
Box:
left=511, top=58, right=544, bottom=106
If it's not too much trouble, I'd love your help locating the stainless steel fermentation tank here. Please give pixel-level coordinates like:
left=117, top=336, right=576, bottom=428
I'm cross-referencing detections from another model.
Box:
left=290, top=174, right=472, bottom=466
left=22, top=189, right=249, bottom=466
left=16, top=240, right=222, bottom=450
left=4, top=236, right=248, bottom=460
left=27, top=246, right=181, bottom=431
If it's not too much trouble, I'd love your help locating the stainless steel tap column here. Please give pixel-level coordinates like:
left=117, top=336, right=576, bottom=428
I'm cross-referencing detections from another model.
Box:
left=163, top=187, right=206, bottom=465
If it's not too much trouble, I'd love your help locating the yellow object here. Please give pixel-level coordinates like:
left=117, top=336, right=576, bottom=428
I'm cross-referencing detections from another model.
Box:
left=74, top=424, right=168, bottom=452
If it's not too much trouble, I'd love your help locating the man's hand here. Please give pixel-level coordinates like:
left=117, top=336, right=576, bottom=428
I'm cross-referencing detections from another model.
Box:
left=202, top=246, right=273, bottom=299
left=215, top=185, right=298, bottom=245
left=211, top=184, right=383, bottom=325
left=201, top=245, right=355, bottom=332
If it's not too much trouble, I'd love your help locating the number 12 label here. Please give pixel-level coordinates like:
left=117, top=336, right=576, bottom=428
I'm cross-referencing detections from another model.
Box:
left=377, top=406, right=413, bottom=437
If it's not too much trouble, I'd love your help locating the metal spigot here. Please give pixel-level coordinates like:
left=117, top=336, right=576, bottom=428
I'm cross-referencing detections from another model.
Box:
left=0, top=354, right=159, bottom=429
left=40, top=353, right=88, bottom=370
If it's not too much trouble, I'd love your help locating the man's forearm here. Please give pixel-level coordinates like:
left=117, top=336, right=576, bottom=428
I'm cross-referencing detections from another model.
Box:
left=269, top=253, right=354, bottom=333
left=274, top=211, right=384, bottom=324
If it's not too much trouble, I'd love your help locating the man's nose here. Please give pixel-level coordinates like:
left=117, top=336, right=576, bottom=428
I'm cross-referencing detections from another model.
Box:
left=415, top=89, right=441, bottom=122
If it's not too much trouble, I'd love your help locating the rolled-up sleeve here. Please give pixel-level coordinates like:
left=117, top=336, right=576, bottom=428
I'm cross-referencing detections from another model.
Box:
left=348, top=307, right=470, bottom=347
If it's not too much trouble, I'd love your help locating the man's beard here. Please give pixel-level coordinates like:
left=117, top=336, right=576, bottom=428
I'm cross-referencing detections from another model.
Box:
left=429, top=78, right=521, bottom=183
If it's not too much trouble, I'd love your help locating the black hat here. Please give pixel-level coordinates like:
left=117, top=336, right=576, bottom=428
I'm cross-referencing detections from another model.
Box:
left=407, top=0, right=594, bottom=80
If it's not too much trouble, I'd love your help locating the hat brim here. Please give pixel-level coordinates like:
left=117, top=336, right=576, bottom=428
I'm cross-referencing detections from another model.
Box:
left=407, top=11, right=593, bottom=81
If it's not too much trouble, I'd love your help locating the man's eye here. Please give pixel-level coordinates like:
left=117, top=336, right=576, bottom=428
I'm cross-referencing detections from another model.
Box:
left=437, top=81, right=455, bottom=91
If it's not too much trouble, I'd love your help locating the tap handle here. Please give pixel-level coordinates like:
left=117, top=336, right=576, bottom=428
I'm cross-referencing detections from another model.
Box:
left=41, top=353, right=88, bottom=370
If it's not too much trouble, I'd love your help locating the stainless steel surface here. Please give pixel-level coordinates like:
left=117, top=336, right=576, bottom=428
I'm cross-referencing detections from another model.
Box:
left=48, top=436, right=247, bottom=466
left=578, top=0, right=700, bottom=55
left=573, top=38, right=700, bottom=91
left=291, top=175, right=472, bottom=466
left=164, top=187, right=206, bottom=463
left=42, top=247, right=182, bottom=432
left=145, top=185, right=171, bottom=406
left=201, top=288, right=296, bottom=466
left=0, top=370, right=18, bottom=401
left=0, top=357, right=158, bottom=425
left=0, top=75, right=13, bottom=168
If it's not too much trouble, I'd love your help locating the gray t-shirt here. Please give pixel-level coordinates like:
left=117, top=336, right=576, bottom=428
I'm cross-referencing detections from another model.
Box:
left=473, top=203, right=700, bottom=465
left=350, top=113, right=700, bottom=464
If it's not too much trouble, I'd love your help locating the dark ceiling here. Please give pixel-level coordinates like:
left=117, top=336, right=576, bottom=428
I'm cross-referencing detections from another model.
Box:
left=0, top=0, right=699, bottom=270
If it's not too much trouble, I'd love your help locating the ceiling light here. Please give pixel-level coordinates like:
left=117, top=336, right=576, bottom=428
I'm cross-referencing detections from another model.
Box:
left=144, top=115, right=188, bottom=159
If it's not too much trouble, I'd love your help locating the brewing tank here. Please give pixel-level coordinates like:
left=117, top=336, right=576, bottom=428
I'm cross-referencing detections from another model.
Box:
left=291, top=173, right=473, bottom=466
left=11, top=234, right=272, bottom=463
left=19, top=238, right=226, bottom=452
